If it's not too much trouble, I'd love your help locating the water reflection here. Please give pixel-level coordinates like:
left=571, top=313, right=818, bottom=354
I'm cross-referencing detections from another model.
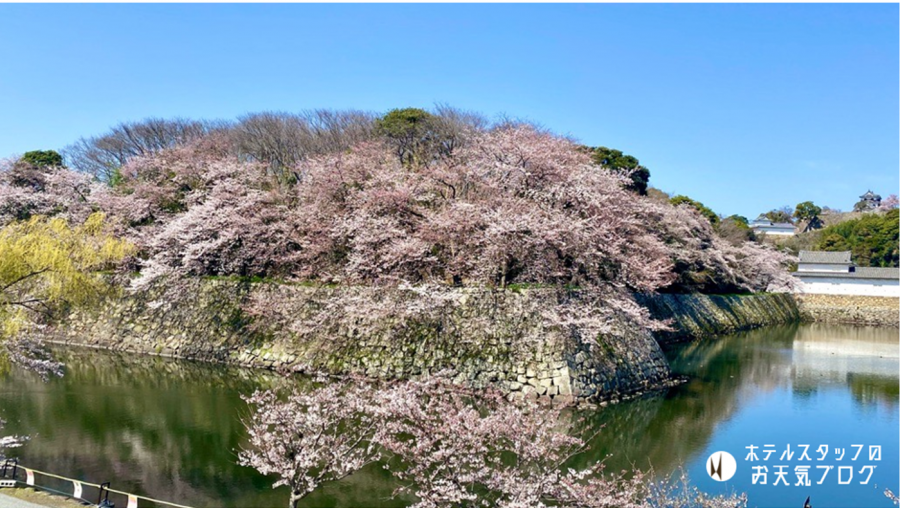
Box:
left=0, top=349, right=401, bottom=508
left=792, top=324, right=899, bottom=407
left=587, top=325, right=893, bottom=452
left=583, top=324, right=898, bottom=508
left=0, top=324, right=897, bottom=508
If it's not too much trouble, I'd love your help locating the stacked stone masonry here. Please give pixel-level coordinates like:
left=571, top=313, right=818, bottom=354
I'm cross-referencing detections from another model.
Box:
left=639, top=293, right=800, bottom=345
left=795, top=294, right=898, bottom=327
left=54, top=280, right=802, bottom=402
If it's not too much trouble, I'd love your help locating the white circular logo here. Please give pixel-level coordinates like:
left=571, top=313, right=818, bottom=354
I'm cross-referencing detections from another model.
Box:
left=705, top=451, right=737, bottom=482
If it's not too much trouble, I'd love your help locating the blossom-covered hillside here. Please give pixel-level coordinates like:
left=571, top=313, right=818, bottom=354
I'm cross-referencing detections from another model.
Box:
left=1, top=108, right=794, bottom=297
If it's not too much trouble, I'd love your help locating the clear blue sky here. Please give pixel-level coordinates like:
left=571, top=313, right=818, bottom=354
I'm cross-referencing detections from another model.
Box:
left=1, top=4, right=897, bottom=218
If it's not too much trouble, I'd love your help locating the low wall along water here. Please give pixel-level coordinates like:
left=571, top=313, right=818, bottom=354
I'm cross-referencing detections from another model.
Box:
left=51, top=280, right=819, bottom=402
left=639, top=293, right=800, bottom=345
left=794, top=293, right=898, bottom=327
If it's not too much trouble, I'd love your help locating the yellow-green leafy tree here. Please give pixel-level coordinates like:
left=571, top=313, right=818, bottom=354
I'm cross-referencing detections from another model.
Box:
left=0, top=212, right=133, bottom=374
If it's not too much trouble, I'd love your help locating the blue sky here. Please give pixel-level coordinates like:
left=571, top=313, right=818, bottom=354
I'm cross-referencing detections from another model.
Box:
left=0, top=4, right=896, bottom=218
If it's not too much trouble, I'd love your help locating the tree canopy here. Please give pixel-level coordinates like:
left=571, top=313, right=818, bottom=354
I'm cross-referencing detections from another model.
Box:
left=715, top=215, right=754, bottom=245
left=589, top=147, right=650, bottom=195
left=63, top=118, right=212, bottom=182
left=2, top=109, right=793, bottom=298
left=727, top=215, right=749, bottom=227
left=793, top=201, right=823, bottom=232
left=0, top=213, right=133, bottom=337
left=21, top=150, right=64, bottom=168
left=669, top=195, right=718, bottom=224
left=763, top=207, right=793, bottom=224
left=375, top=108, right=437, bottom=167
left=814, top=208, right=899, bottom=267
left=793, top=201, right=821, bottom=222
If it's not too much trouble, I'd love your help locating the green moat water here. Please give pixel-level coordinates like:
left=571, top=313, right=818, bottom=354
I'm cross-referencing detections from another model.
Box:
left=0, top=323, right=897, bottom=508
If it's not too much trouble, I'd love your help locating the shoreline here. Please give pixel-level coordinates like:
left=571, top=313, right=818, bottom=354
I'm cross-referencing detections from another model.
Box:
left=45, top=279, right=817, bottom=403
left=794, top=293, right=899, bottom=328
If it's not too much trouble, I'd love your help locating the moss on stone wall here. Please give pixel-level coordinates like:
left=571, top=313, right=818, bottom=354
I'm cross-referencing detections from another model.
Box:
left=51, top=281, right=812, bottom=402
left=54, top=279, right=675, bottom=403
left=639, top=293, right=800, bottom=345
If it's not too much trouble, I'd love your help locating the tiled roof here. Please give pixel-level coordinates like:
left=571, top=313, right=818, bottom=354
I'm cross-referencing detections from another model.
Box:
left=860, top=190, right=881, bottom=200
left=793, top=267, right=899, bottom=280
left=853, top=267, right=900, bottom=280
left=798, top=250, right=852, bottom=264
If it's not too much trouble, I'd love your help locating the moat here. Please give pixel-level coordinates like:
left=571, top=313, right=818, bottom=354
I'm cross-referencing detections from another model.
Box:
left=1, top=323, right=897, bottom=508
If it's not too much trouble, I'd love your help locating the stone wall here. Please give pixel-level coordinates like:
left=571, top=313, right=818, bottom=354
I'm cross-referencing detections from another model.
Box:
left=795, top=294, right=899, bottom=327
left=50, top=280, right=807, bottom=402
left=53, top=280, right=672, bottom=403
left=638, top=293, right=800, bottom=345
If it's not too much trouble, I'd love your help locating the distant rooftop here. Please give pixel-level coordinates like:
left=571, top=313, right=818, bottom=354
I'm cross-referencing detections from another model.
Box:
left=794, top=267, right=899, bottom=280
left=750, top=216, right=794, bottom=228
left=798, top=251, right=852, bottom=264
left=860, top=190, right=882, bottom=200
left=854, top=267, right=900, bottom=280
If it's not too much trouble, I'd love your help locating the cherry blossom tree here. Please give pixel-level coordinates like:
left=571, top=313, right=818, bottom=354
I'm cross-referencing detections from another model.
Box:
left=239, top=379, right=647, bottom=508
left=97, top=133, right=306, bottom=281
left=645, top=198, right=795, bottom=293
left=643, top=469, right=747, bottom=508
left=238, top=382, right=384, bottom=508
left=140, top=163, right=299, bottom=278
left=374, top=379, right=647, bottom=508
left=240, top=380, right=750, bottom=508
left=286, top=125, right=677, bottom=293
left=879, top=194, right=899, bottom=212
left=78, top=116, right=790, bottom=302
left=0, top=158, right=95, bottom=226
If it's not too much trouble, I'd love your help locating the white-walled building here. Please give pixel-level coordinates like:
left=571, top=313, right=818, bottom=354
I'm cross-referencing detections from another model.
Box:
left=795, top=251, right=853, bottom=273
left=858, top=190, right=882, bottom=211
left=793, top=250, right=899, bottom=297
left=750, top=215, right=796, bottom=237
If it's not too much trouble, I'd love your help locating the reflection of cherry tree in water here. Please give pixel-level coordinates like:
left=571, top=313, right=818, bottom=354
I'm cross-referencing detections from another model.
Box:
left=6, top=329, right=896, bottom=508
left=239, top=377, right=750, bottom=508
